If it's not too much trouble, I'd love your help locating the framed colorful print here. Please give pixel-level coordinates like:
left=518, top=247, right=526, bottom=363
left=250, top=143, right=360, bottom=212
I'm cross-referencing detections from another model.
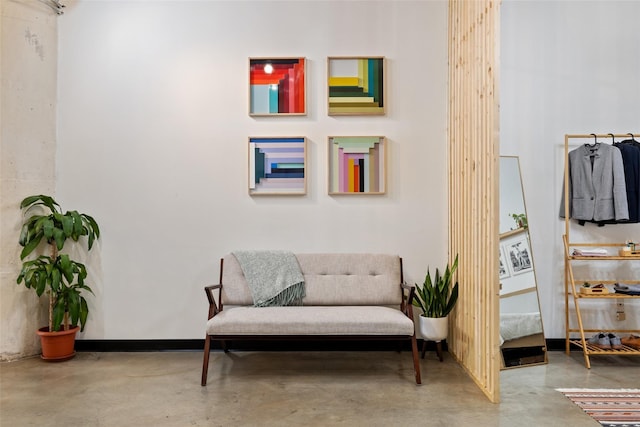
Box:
left=249, top=57, right=306, bottom=116
left=249, top=137, right=306, bottom=195
left=499, top=245, right=510, bottom=280
left=327, top=56, right=385, bottom=116
left=505, top=238, right=533, bottom=276
left=328, top=136, right=386, bottom=195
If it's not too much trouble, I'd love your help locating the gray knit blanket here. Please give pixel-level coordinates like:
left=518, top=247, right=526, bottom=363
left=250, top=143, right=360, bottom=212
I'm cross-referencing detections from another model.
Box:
left=232, top=250, right=306, bottom=307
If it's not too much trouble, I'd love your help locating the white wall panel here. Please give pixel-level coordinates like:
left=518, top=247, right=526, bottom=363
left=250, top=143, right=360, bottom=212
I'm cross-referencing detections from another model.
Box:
left=56, top=1, right=450, bottom=340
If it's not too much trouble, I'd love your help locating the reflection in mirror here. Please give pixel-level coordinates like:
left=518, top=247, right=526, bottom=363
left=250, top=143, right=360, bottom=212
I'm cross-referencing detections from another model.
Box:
left=499, top=156, right=547, bottom=369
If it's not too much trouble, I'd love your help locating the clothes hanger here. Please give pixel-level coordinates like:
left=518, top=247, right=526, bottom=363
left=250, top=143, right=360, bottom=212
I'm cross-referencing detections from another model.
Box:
left=588, top=133, right=600, bottom=149
left=621, top=133, right=637, bottom=145
left=609, top=133, right=616, bottom=144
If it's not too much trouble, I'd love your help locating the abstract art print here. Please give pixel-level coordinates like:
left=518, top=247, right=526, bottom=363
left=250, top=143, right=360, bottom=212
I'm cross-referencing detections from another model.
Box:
left=506, top=238, right=533, bottom=276
left=249, top=137, right=306, bottom=195
left=327, top=57, right=385, bottom=116
left=249, top=58, right=306, bottom=116
left=328, top=136, right=386, bottom=195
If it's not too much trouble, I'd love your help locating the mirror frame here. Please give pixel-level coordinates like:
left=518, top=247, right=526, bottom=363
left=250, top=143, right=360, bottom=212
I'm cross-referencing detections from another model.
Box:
left=499, top=156, right=548, bottom=369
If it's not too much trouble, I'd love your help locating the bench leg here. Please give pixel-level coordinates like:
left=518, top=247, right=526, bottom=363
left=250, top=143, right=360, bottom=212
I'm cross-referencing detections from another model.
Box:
left=411, top=334, right=422, bottom=384
left=201, top=335, right=211, bottom=386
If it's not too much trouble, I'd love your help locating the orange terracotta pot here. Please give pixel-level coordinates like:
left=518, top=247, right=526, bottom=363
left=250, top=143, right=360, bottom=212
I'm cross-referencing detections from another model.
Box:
left=36, top=326, right=79, bottom=362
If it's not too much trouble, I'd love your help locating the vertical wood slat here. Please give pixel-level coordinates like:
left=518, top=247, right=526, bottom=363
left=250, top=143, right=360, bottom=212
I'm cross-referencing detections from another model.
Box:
left=448, top=0, right=501, bottom=403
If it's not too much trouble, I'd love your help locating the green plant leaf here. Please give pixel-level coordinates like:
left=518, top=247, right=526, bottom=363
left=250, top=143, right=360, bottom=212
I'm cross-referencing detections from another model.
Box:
left=59, top=254, right=73, bottom=283
left=61, top=214, right=73, bottom=237
left=71, top=211, right=84, bottom=238
left=43, top=218, right=54, bottom=240
left=68, top=290, right=80, bottom=327
left=79, top=297, right=89, bottom=331
left=83, top=214, right=100, bottom=249
left=52, top=298, right=66, bottom=331
left=20, top=195, right=60, bottom=213
left=51, top=267, right=61, bottom=292
left=53, top=228, right=65, bottom=251
left=20, top=231, right=43, bottom=259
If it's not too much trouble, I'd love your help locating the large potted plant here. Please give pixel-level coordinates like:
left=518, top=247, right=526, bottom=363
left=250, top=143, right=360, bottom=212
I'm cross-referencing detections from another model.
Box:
left=16, top=195, right=100, bottom=361
left=412, top=255, right=459, bottom=343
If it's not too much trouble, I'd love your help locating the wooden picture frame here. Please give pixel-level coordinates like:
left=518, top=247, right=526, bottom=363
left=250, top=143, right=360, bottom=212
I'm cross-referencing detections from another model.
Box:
left=327, top=56, right=385, bottom=116
left=249, top=137, right=306, bottom=195
left=328, top=136, right=386, bottom=195
left=249, top=57, right=306, bottom=116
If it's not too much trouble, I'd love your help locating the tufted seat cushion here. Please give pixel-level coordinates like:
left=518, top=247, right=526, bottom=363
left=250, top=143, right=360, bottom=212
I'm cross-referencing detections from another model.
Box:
left=206, top=306, right=414, bottom=336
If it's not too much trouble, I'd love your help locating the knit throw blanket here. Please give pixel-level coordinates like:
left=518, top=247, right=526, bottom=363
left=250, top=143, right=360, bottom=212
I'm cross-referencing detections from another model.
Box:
left=232, top=250, right=306, bottom=307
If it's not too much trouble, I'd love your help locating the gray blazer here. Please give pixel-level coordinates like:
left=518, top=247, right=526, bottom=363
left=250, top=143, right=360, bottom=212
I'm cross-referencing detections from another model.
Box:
left=560, top=144, right=629, bottom=221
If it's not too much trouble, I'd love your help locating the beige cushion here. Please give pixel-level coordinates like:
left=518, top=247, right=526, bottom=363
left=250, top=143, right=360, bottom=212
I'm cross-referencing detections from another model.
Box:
left=221, top=253, right=402, bottom=306
left=206, top=306, right=414, bottom=336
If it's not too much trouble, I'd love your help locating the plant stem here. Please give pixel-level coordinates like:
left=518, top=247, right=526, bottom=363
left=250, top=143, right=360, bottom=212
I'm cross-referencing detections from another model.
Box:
left=50, top=243, right=58, bottom=331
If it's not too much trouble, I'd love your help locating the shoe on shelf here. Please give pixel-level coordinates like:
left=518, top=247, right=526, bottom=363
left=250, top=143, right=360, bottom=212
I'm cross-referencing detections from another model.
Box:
left=588, top=333, right=611, bottom=349
left=621, top=334, right=640, bottom=350
left=607, top=333, right=622, bottom=349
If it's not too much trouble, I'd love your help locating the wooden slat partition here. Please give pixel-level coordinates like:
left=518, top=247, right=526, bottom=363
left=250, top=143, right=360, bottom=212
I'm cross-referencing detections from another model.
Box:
left=447, top=0, right=501, bottom=403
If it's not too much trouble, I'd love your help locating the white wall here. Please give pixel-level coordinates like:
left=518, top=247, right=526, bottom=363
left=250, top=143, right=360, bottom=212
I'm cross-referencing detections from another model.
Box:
left=56, top=1, right=449, bottom=339
left=0, top=1, right=57, bottom=360
left=501, top=0, right=640, bottom=338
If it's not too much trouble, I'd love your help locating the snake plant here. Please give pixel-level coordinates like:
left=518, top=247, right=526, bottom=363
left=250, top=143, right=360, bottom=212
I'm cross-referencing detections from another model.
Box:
left=412, top=255, right=459, bottom=318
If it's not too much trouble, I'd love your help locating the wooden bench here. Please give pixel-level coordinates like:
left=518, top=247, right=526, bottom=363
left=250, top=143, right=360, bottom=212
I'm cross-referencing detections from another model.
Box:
left=201, top=253, right=421, bottom=385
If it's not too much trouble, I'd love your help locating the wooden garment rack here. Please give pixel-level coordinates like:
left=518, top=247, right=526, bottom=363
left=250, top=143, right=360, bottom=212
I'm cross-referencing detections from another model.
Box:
left=562, top=133, right=640, bottom=368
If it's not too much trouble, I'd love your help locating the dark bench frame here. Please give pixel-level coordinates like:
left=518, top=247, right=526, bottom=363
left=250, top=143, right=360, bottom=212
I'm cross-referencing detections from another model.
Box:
left=201, top=258, right=422, bottom=385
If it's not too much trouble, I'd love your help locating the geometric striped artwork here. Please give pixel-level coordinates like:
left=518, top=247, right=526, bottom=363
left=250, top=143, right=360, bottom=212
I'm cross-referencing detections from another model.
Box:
left=328, top=136, right=386, bottom=194
left=328, top=57, right=385, bottom=116
left=249, top=137, right=306, bottom=195
left=249, top=58, right=306, bottom=116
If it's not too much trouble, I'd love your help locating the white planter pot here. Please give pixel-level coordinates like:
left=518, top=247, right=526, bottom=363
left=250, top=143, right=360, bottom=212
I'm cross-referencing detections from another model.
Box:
left=419, top=316, right=449, bottom=342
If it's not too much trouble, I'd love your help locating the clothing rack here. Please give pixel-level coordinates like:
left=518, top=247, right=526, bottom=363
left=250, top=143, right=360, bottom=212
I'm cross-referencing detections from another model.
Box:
left=562, top=132, right=640, bottom=368
left=563, top=133, right=638, bottom=238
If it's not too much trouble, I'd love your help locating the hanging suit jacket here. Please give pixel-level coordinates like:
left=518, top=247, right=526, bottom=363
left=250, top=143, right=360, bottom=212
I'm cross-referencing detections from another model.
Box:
left=559, top=143, right=629, bottom=222
left=615, top=141, right=640, bottom=223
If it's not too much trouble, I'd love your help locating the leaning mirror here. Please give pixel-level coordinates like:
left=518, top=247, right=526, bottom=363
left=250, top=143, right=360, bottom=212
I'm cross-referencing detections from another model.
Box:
left=499, top=156, right=547, bottom=368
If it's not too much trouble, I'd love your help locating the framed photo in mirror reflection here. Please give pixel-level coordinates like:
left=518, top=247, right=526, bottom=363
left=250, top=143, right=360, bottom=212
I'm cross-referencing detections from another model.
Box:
left=499, top=246, right=510, bottom=279
left=505, top=237, right=532, bottom=276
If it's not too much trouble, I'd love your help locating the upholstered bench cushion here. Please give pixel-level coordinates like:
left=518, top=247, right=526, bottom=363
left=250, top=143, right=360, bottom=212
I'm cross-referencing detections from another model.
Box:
left=206, top=306, right=414, bottom=336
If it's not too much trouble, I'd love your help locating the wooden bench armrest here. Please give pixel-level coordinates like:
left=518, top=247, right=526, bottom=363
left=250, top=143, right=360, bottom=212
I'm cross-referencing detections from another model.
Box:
left=204, top=284, right=223, bottom=320
left=400, top=282, right=416, bottom=319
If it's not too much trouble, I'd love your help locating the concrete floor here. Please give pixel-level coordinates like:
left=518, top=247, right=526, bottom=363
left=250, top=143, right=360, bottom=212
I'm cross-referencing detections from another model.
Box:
left=1, top=349, right=639, bottom=426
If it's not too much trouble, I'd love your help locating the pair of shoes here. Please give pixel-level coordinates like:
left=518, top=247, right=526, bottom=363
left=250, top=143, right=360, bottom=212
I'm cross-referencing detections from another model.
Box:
left=587, top=333, right=622, bottom=349
left=621, top=335, right=640, bottom=350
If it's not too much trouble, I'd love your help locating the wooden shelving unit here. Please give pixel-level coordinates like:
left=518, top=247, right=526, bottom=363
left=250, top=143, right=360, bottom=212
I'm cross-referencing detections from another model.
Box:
left=563, top=236, right=640, bottom=367
left=562, top=133, right=640, bottom=368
